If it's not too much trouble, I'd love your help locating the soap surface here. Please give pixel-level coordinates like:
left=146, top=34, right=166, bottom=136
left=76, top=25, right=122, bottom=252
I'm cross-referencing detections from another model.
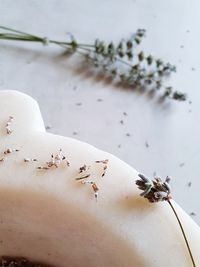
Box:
left=0, top=90, right=199, bottom=267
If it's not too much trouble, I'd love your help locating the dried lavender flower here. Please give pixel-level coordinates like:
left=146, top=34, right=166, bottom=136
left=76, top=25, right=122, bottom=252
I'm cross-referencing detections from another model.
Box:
left=172, top=91, right=187, bottom=101
left=79, top=164, right=90, bottom=173
left=37, top=149, right=69, bottom=170
left=136, top=173, right=171, bottom=202
left=0, top=25, right=186, bottom=102
left=135, top=173, right=196, bottom=267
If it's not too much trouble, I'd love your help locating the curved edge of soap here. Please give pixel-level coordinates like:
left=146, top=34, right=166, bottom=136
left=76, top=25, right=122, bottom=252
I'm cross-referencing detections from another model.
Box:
left=1, top=90, right=199, bottom=266
left=0, top=90, right=46, bottom=133
left=25, top=131, right=200, bottom=266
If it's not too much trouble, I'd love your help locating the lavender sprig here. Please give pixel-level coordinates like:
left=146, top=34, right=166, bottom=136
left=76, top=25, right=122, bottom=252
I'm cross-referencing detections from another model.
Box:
left=0, top=26, right=186, bottom=101
left=136, top=173, right=196, bottom=267
left=136, top=173, right=171, bottom=202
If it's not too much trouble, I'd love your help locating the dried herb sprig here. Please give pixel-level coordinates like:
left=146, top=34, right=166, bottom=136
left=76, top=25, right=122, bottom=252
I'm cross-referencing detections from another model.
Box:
left=136, top=173, right=196, bottom=267
left=0, top=26, right=186, bottom=101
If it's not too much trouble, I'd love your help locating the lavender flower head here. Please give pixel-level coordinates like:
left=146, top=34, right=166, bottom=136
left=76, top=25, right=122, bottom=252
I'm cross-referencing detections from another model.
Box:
left=136, top=173, right=171, bottom=203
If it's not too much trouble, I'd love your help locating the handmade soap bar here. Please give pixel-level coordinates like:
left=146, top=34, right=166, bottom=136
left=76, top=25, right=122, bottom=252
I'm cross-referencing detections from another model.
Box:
left=0, top=90, right=199, bottom=267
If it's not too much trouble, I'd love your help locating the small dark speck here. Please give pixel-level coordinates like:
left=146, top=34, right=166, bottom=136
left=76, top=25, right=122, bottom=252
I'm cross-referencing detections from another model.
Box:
left=190, top=212, right=196, bottom=216
left=153, top=171, right=157, bottom=177
left=123, top=112, right=128, bottom=116
left=45, top=126, right=51, bottom=130
left=180, top=45, right=184, bottom=48
left=126, top=133, right=131, bottom=137
left=76, top=102, right=82, bottom=106
left=73, top=86, right=77, bottom=90
left=97, top=98, right=103, bottom=102
left=186, top=30, right=190, bottom=33
left=191, top=67, right=196, bottom=71
left=120, top=120, right=124, bottom=125
left=179, top=162, right=185, bottom=167
left=118, top=144, right=121, bottom=148
left=145, top=142, right=149, bottom=148
left=189, top=100, right=192, bottom=104
left=188, top=109, right=192, bottom=113
left=187, top=181, right=192, bottom=187
left=26, top=61, right=31, bottom=64
left=73, top=131, right=78, bottom=135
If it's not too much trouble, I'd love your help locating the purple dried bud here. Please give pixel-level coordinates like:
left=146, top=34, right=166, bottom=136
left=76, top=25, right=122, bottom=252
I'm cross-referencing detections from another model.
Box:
left=136, top=174, right=172, bottom=203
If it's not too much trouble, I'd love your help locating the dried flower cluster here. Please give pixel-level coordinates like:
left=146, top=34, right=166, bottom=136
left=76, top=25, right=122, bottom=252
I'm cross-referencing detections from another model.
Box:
left=84, top=30, right=185, bottom=101
left=95, top=159, right=109, bottom=177
left=0, top=26, right=186, bottom=101
left=37, top=149, right=70, bottom=170
left=79, top=164, right=90, bottom=173
left=135, top=173, right=171, bottom=202
left=76, top=159, right=109, bottom=199
left=0, top=117, right=106, bottom=201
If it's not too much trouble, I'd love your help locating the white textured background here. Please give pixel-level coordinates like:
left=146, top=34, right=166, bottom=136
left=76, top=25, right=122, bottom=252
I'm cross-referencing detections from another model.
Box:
left=0, top=0, right=200, bottom=225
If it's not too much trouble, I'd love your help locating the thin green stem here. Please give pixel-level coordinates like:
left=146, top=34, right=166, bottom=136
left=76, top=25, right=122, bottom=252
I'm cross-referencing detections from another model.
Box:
left=49, top=40, right=92, bottom=52
left=77, top=43, right=94, bottom=48
left=48, top=40, right=72, bottom=46
left=117, top=57, right=132, bottom=67
left=168, top=200, right=196, bottom=267
left=0, top=26, right=94, bottom=48
left=0, top=26, right=44, bottom=39
left=0, top=36, right=42, bottom=42
left=0, top=32, right=92, bottom=53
